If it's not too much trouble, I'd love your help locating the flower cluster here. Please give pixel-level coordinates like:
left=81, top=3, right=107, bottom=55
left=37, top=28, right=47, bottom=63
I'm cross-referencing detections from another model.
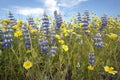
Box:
left=27, top=17, right=37, bottom=29
left=22, top=24, right=31, bottom=49
left=104, top=66, right=117, bottom=75
left=2, top=27, right=13, bottom=48
left=41, top=13, right=50, bottom=35
left=82, top=10, right=89, bottom=34
left=88, top=52, right=95, bottom=70
left=8, top=11, right=17, bottom=27
left=50, top=31, right=56, bottom=45
left=54, top=10, right=63, bottom=30
left=27, top=17, right=38, bottom=36
left=77, top=12, right=81, bottom=24
left=99, top=14, right=108, bottom=31
left=38, top=38, right=49, bottom=53
left=1, top=12, right=14, bottom=48
left=48, top=46, right=57, bottom=55
left=93, top=32, right=104, bottom=48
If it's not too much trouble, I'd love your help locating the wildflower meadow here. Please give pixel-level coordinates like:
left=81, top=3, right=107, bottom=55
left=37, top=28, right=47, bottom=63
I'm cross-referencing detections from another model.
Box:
left=0, top=10, right=120, bottom=80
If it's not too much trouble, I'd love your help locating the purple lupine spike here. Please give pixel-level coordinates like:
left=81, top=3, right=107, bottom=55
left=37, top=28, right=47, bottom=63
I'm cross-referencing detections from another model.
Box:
left=84, top=10, right=89, bottom=21
left=50, top=31, right=56, bottom=45
left=89, top=52, right=95, bottom=66
left=22, top=24, right=31, bottom=49
left=54, top=10, right=63, bottom=30
left=48, top=46, right=57, bottom=55
left=82, top=15, right=89, bottom=34
left=27, top=17, right=37, bottom=29
left=38, top=38, right=49, bottom=54
left=2, top=29, right=13, bottom=48
left=41, top=12, right=50, bottom=35
left=8, top=11, right=17, bottom=27
left=99, top=14, right=108, bottom=31
left=77, top=12, right=81, bottom=24
left=93, top=33, right=104, bottom=48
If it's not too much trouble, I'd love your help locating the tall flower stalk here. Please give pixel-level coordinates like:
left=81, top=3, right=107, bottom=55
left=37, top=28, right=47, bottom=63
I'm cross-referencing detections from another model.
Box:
left=54, top=10, right=63, bottom=30
left=99, top=14, right=108, bottom=31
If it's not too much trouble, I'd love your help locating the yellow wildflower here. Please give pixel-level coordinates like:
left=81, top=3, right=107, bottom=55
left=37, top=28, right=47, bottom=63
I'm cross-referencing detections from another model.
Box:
left=17, top=19, right=23, bottom=24
left=107, top=33, right=118, bottom=40
left=23, top=60, right=32, bottom=70
left=104, top=43, right=109, bottom=47
left=14, top=30, right=23, bottom=37
left=104, top=66, right=117, bottom=75
left=58, top=40, right=64, bottom=44
left=85, top=30, right=90, bottom=33
left=64, top=33, right=68, bottom=37
left=88, top=65, right=94, bottom=70
left=62, top=28, right=67, bottom=33
left=35, top=22, right=39, bottom=25
left=88, top=24, right=92, bottom=28
left=36, top=18, right=40, bottom=21
left=72, top=32, right=77, bottom=35
left=1, top=27, right=6, bottom=31
left=78, top=23, right=82, bottom=28
left=67, top=29, right=73, bottom=33
left=52, top=54, right=55, bottom=57
left=48, top=16, right=52, bottom=19
left=31, top=29, right=37, bottom=33
left=12, top=25, right=19, bottom=30
left=62, top=45, right=68, bottom=51
left=55, top=34, right=61, bottom=39
left=28, top=25, right=32, bottom=29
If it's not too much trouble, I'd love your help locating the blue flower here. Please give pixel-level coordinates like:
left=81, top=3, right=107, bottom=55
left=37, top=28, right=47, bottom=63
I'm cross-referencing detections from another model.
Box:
left=41, top=12, right=50, bottom=35
left=89, top=52, right=95, bottom=65
left=99, top=14, right=108, bottom=31
left=54, top=10, right=63, bottom=30
left=48, top=46, right=57, bottom=55
left=93, top=33, right=104, bottom=48
left=77, top=12, right=81, bottom=24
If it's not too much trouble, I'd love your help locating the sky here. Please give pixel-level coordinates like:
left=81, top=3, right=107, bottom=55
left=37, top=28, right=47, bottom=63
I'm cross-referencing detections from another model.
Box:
left=0, top=0, right=120, bottom=21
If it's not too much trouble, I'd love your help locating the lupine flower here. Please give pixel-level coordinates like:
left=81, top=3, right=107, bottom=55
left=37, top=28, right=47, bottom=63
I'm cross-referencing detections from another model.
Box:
left=50, top=31, right=56, bottom=44
left=1, top=11, right=15, bottom=48
left=22, top=24, right=31, bottom=49
left=88, top=52, right=95, bottom=70
left=38, top=38, right=49, bottom=53
left=104, top=66, right=117, bottom=75
left=62, top=45, right=68, bottom=51
left=8, top=11, right=17, bottom=27
left=41, top=12, right=50, bottom=35
left=77, top=12, right=81, bottom=24
left=89, top=52, right=95, bottom=66
left=2, top=28, right=13, bottom=48
left=48, top=46, right=57, bottom=55
left=99, top=14, right=108, bottom=31
left=27, top=17, right=37, bottom=29
left=93, top=33, right=104, bottom=48
left=82, top=10, right=89, bottom=34
left=54, top=10, right=63, bottom=30
left=23, top=60, right=32, bottom=70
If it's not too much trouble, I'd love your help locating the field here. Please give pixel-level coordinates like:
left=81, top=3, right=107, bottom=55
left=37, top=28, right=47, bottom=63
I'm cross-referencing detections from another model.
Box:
left=0, top=11, right=120, bottom=80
